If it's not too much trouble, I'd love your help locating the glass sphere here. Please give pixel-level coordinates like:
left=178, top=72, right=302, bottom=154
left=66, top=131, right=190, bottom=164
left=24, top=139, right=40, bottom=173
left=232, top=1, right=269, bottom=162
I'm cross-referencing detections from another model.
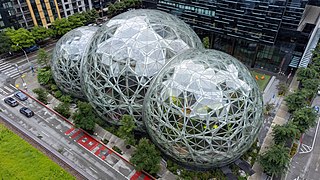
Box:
left=51, top=26, right=98, bottom=99
left=81, top=9, right=203, bottom=129
left=143, top=49, right=263, bottom=169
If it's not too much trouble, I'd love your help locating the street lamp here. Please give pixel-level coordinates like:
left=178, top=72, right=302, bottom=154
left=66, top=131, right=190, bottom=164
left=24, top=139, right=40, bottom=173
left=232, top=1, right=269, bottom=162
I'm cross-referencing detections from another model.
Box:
left=15, top=63, right=28, bottom=91
left=16, top=44, right=30, bottom=64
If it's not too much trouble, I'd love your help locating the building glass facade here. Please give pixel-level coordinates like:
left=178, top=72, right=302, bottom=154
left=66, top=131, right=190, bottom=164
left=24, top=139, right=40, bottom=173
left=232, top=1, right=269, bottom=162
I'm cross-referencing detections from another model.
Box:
left=143, top=0, right=316, bottom=73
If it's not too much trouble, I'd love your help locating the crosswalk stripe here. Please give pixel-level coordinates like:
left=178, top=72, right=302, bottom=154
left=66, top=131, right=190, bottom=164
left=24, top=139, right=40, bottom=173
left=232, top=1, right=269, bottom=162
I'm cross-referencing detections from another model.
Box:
left=0, top=62, right=8, bottom=67
left=4, top=67, right=16, bottom=74
left=9, top=72, right=21, bottom=78
left=0, top=64, right=13, bottom=71
left=3, top=86, right=14, bottom=93
left=9, top=84, right=18, bottom=90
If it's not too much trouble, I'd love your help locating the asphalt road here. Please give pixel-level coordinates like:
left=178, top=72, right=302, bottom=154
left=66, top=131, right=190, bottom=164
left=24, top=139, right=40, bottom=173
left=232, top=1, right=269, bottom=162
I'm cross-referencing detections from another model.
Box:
left=0, top=93, right=127, bottom=180
left=285, top=95, right=320, bottom=180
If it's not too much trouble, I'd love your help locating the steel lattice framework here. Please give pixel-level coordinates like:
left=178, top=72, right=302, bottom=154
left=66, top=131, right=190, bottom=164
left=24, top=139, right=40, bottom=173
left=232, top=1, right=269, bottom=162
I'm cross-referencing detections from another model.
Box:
left=51, top=26, right=98, bottom=99
left=143, top=49, right=263, bottom=169
left=81, top=9, right=203, bottom=129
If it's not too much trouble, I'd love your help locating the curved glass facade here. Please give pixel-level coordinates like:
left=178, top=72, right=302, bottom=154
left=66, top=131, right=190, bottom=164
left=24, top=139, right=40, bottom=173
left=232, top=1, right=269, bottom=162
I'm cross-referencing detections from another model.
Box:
left=51, top=26, right=98, bottom=99
left=81, top=9, right=203, bottom=129
left=143, top=49, right=263, bottom=169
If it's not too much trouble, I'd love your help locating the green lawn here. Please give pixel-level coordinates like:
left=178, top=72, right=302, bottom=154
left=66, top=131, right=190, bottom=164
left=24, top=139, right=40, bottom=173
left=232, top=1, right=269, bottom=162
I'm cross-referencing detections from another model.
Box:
left=0, top=124, right=75, bottom=180
left=251, top=71, right=271, bottom=91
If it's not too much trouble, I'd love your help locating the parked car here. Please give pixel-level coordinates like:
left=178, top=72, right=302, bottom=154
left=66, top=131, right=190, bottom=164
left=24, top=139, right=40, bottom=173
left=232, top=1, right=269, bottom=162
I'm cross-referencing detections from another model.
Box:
left=4, top=97, right=19, bottom=107
left=24, top=45, right=39, bottom=53
left=19, top=107, right=34, bottom=118
left=14, top=91, right=28, bottom=101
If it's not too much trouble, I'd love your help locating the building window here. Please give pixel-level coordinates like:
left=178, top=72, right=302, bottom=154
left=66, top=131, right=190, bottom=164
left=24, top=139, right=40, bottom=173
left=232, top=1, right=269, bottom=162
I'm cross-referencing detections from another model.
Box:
left=67, top=11, right=71, bottom=15
left=78, top=1, right=81, bottom=5
left=64, top=0, right=68, bottom=2
left=79, top=7, right=82, bottom=11
left=66, top=4, right=69, bottom=9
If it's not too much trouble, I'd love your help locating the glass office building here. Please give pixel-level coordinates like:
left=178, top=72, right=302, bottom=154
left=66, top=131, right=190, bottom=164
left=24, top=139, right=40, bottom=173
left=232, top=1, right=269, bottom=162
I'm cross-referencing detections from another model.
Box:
left=143, top=0, right=318, bottom=73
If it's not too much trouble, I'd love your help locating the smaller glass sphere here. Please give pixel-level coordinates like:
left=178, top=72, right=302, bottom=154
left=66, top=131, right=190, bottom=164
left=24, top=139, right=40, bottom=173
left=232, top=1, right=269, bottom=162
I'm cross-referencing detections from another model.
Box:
left=143, top=49, right=263, bottom=169
left=82, top=9, right=203, bottom=129
left=51, top=26, right=98, bottom=99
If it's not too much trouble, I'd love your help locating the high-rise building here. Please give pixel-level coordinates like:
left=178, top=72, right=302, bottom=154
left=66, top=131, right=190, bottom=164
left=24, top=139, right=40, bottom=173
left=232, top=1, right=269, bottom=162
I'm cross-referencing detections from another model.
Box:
left=57, top=0, right=92, bottom=18
left=0, top=0, right=20, bottom=29
left=24, top=0, right=61, bottom=28
left=0, top=0, right=61, bottom=30
left=143, top=0, right=320, bottom=73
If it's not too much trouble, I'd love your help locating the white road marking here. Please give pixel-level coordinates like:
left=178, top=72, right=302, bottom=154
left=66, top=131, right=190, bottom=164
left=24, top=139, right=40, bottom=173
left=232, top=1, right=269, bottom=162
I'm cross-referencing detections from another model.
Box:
left=3, top=86, right=14, bottom=93
left=41, top=131, right=49, bottom=137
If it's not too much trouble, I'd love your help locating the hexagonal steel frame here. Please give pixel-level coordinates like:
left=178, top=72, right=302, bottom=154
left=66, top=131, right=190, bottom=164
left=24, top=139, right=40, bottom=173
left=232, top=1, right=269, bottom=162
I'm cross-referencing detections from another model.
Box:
left=81, top=9, right=203, bottom=129
left=51, top=26, right=98, bottom=99
left=143, top=49, right=263, bottom=169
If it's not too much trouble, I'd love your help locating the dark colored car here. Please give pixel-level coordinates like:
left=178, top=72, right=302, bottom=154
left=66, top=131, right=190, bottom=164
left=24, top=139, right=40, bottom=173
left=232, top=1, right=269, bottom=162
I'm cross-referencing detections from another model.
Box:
left=25, top=45, right=39, bottom=53
left=19, top=107, right=34, bottom=118
left=14, top=91, right=28, bottom=101
left=4, top=97, right=19, bottom=107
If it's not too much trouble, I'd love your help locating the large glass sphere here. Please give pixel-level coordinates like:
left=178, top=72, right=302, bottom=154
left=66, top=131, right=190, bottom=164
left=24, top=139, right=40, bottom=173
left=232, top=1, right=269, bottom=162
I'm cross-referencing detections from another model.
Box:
left=143, top=49, right=263, bottom=169
left=81, top=9, right=203, bottom=129
left=51, top=26, right=98, bottom=99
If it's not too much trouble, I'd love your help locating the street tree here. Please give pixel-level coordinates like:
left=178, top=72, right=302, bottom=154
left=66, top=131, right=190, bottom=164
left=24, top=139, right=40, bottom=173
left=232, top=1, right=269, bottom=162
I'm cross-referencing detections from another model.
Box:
left=272, top=122, right=299, bottom=145
left=51, top=18, right=73, bottom=36
left=86, top=9, right=99, bottom=23
left=31, top=26, right=53, bottom=42
left=118, top=115, right=136, bottom=145
left=5, top=28, right=36, bottom=51
left=292, top=107, right=317, bottom=133
left=68, top=13, right=85, bottom=29
left=301, top=78, right=320, bottom=93
left=0, top=31, right=12, bottom=54
left=37, top=68, right=53, bottom=85
left=33, top=88, right=48, bottom=104
left=258, top=144, right=290, bottom=176
left=37, top=48, right=50, bottom=67
left=73, top=101, right=98, bottom=132
left=54, top=102, right=71, bottom=118
left=284, top=90, right=308, bottom=112
left=130, top=138, right=161, bottom=175
left=297, top=67, right=318, bottom=81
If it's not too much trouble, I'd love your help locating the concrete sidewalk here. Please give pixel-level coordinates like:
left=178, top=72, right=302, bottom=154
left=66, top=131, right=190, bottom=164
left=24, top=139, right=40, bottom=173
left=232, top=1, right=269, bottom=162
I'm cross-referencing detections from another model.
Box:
left=15, top=71, right=177, bottom=179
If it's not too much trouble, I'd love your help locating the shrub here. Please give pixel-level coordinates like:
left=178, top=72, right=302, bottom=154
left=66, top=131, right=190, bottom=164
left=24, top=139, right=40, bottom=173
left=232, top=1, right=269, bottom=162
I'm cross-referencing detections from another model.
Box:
left=54, top=102, right=71, bottom=118
left=50, top=84, right=58, bottom=91
left=59, top=95, right=72, bottom=103
left=33, top=88, right=48, bottom=104
left=54, top=90, right=62, bottom=98
left=112, top=146, right=122, bottom=155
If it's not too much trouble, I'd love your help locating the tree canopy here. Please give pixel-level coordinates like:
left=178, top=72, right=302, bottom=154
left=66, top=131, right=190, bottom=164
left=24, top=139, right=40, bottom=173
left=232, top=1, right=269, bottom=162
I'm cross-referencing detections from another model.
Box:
left=118, top=115, right=136, bottom=145
left=73, top=101, right=98, bottom=132
left=37, top=48, right=50, bottom=67
left=272, top=122, right=299, bottom=145
left=284, top=90, right=308, bottom=112
left=37, top=68, right=54, bottom=85
left=0, top=31, right=12, bottom=54
left=130, top=138, right=161, bottom=175
left=292, top=107, right=317, bottom=133
left=51, top=18, right=73, bottom=36
left=31, top=26, right=53, bottom=42
left=5, top=28, right=36, bottom=51
left=259, top=145, right=290, bottom=176
left=297, top=67, right=318, bottom=81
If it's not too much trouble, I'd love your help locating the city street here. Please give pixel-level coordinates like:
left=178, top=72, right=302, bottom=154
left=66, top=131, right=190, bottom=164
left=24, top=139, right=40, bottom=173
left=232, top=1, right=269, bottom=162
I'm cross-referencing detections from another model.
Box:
left=285, top=96, right=320, bottom=180
left=0, top=52, right=152, bottom=180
